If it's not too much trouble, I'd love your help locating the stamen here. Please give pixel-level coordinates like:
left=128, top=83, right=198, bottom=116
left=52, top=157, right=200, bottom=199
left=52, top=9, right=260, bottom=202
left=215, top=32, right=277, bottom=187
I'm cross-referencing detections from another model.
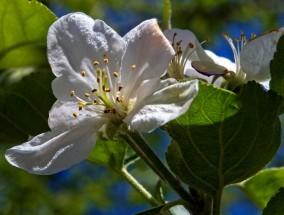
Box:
left=104, top=109, right=111, bottom=114
left=102, top=85, right=106, bottom=91
left=104, top=58, right=109, bottom=63
left=188, top=43, right=194, bottom=48
left=113, top=72, right=119, bottom=78
left=131, top=64, right=136, bottom=69
left=85, top=93, right=90, bottom=98
left=81, top=71, right=86, bottom=77
left=116, top=97, right=124, bottom=102
left=70, top=90, right=75, bottom=97
left=112, top=108, right=116, bottom=114
left=118, top=86, right=123, bottom=91
left=93, top=61, right=99, bottom=66
left=78, top=105, right=83, bottom=111
left=97, top=77, right=100, bottom=83
left=73, top=112, right=78, bottom=118
left=92, top=89, right=97, bottom=93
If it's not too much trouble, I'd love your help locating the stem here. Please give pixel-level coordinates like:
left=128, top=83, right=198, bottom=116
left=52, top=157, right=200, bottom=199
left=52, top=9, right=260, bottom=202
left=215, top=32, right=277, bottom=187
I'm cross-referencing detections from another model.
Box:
left=120, top=131, right=193, bottom=205
left=212, top=190, right=222, bottom=215
left=163, top=0, right=172, bottom=29
left=120, top=167, right=160, bottom=207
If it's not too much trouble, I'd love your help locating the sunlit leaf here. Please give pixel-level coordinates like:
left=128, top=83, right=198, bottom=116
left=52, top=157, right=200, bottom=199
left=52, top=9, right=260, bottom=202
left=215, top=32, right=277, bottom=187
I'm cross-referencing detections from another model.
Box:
left=238, top=167, right=284, bottom=209
left=87, top=137, right=128, bottom=171
left=0, top=0, right=57, bottom=68
left=165, top=82, right=282, bottom=196
left=0, top=71, right=55, bottom=144
left=263, top=187, right=284, bottom=215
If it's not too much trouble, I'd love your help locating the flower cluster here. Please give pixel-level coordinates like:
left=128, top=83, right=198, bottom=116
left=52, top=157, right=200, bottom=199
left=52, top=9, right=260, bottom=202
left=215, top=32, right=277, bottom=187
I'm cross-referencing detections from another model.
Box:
left=5, top=12, right=283, bottom=176
left=5, top=13, right=198, bottom=175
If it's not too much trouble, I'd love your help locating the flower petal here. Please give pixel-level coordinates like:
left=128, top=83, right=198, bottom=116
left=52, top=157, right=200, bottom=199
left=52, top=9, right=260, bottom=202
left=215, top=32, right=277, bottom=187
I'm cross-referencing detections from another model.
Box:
left=48, top=100, right=106, bottom=131
left=48, top=12, right=126, bottom=101
left=240, top=28, right=284, bottom=81
left=5, top=123, right=99, bottom=175
left=164, top=28, right=213, bottom=63
left=205, top=50, right=236, bottom=72
left=120, top=19, right=175, bottom=98
left=124, top=80, right=199, bottom=132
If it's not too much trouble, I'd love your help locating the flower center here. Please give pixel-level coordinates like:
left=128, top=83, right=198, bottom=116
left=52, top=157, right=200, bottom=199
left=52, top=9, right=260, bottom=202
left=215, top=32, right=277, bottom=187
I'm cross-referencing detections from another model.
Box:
left=167, top=32, right=197, bottom=80
left=222, top=32, right=257, bottom=89
left=69, top=53, right=137, bottom=119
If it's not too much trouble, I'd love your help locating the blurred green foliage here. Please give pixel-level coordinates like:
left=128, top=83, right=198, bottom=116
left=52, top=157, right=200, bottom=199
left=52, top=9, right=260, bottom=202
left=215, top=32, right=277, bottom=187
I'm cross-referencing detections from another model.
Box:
left=39, top=0, right=284, bottom=38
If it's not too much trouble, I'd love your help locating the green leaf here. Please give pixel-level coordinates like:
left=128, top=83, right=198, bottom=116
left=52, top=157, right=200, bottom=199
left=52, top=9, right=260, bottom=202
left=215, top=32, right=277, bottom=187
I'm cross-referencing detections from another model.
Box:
left=0, top=71, right=55, bottom=144
left=270, top=35, right=284, bottom=113
left=238, top=167, right=284, bottom=209
left=165, top=82, right=282, bottom=196
left=263, top=187, right=284, bottom=215
left=0, top=0, right=57, bottom=68
left=87, top=137, right=128, bottom=171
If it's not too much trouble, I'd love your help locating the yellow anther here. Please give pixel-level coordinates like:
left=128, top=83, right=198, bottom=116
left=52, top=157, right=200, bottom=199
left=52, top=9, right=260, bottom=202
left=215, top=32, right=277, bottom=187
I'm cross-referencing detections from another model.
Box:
left=70, top=90, right=75, bottom=97
left=81, top=71, right=86, bottom=77
left=104, top=109, right=111, bottom=114
left=103, top=58, right=109, bottom=63
left=131, top=64, right=136, bottom=69
left=97, top=77, right=100, bottom=83
left=116, top=97, right=124, bottom=102
left=78, top=105, right=83, bottom=111
left=102, top=85, right=110, bottom=92
left=92, top=89, right=97, bottom=93
left=113, top=72, right=119, bottom=78
left=93, top=61, right=99, bottom=66
left=189, top=43, right=194, bottom=48
left=93, top=99, right=98, bottom=104
left=85, top=93, right=90, bottom=97
left=73, top=112, right=78, bottom=118
left=118, top=86, right=123, bottom=91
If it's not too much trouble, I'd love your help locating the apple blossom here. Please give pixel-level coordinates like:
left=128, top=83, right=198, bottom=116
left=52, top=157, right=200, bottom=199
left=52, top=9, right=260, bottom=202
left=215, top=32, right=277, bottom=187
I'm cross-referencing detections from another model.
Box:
left=164, top=29, right=234, bottom=84
left=164, top=28, right=284, bottom=90
left=5, top=13, right=198, bottom=175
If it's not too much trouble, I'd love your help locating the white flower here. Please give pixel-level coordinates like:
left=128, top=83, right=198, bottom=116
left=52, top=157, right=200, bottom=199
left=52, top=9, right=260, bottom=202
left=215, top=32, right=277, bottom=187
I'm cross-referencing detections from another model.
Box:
left=5, top=13, right=198, bottom=175
left=164, top=28, right=284, bottom=89
left=164, top=29, right=234, bottom=83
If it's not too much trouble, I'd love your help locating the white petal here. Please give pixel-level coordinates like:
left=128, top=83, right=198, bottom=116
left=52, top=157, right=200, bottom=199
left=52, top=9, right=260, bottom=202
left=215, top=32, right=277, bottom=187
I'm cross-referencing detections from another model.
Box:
left=5, top=124, right=99, bottom=175
left=164, top=28, right=213, bottom=62
left=48, top=100, right=106, bottom=131
left=47, top=12, right=126, bottom=101
left=120, top=19, right=175, bottom=98
left=240, top=28, right=284, bottom=81
left=124, top=76, right=177, bottom=106
left=205, top=50, right=236, bottom=72
left=124, top=80, right=199, bottom=132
